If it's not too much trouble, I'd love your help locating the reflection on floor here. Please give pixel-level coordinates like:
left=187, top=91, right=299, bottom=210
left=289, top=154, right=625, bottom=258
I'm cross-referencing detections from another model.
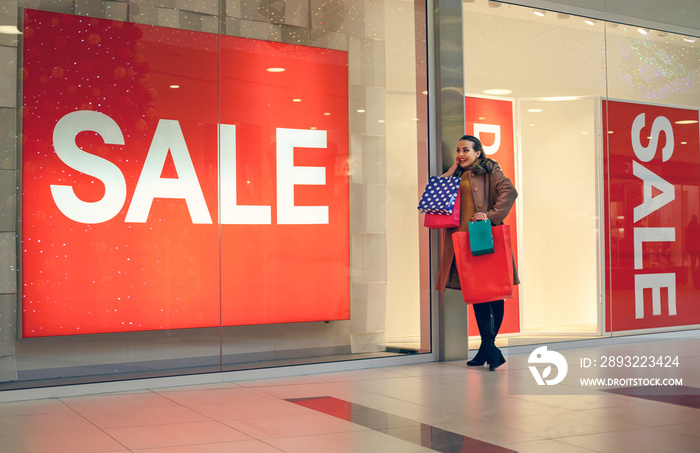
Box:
left=289, top=396, right=516, bottom=452
left=0, top=331, right=699, bottom=452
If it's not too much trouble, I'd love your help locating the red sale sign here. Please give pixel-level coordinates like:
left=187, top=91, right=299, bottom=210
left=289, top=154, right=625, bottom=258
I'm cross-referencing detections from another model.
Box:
left=465, top=96, right=520, bottom=334
left=21, top=9, right=349, bottom=337
left=603, top=100, right=700, bottom=332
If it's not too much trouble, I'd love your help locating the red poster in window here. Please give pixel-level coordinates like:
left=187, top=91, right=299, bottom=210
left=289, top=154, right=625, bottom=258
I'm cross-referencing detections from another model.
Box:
left=465, top=96, right=520, bottom=334
left=603, top=100, right=700, bottom=332
left=21, top=9, right=349, bottom=337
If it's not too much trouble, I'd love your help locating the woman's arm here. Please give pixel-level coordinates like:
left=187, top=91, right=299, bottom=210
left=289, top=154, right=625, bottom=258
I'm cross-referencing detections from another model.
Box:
left=486, top=166, right=518, bottom=225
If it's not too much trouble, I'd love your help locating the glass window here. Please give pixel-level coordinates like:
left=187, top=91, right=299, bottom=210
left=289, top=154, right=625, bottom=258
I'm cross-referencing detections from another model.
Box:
left=1, top=0, right=429, bottom=390
left=462, top=1, right=700, bottom=346
left=604, top=24, right=700, bottom=333
left=463, top=3, right=606, bottom=344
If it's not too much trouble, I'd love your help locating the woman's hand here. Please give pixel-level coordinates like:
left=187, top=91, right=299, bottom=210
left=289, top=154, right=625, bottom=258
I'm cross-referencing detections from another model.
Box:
left=441, top=161, right=459, bottom=178
left=470, top=212, right=488, bottom=222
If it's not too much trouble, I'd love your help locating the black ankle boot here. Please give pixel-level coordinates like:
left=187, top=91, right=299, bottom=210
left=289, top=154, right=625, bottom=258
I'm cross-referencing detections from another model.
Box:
left=488, top=350, right=506, bottom=371
left=467, top=349, right=486, bottom=366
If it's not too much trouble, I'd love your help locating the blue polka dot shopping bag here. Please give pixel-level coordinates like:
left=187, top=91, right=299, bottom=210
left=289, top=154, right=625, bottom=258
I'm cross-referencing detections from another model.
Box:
left=417, top=176, right=460, bottom=215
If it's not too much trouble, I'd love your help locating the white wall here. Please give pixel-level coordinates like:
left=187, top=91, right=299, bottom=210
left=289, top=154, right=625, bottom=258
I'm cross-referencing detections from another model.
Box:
left=518, top=98, right=600, bottom=332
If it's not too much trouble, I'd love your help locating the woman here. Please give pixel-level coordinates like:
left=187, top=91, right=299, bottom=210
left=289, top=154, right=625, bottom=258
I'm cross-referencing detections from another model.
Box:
left=435, top=135, right=518, bottom=371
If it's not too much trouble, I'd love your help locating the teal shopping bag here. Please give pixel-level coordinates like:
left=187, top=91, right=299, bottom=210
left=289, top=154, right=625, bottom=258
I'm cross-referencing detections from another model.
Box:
left=468, top=220, right=494, bottom=256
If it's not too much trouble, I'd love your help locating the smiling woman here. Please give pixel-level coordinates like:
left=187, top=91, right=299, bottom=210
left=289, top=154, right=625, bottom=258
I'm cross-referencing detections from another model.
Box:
left=434, top=134, right=518, bottom=371
left=454, top=138, right=480, bottom=169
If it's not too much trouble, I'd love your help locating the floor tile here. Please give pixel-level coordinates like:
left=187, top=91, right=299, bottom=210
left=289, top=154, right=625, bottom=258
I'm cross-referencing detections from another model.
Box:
left=488, top=410, right=644, bottom=438
left=224, top=412, right=368, bottom=439
left=339, top=392, right=421, bottom=409
left=558, top=427, right=700, bottom=453
left=186, top=399, right=315, bottom=421
left=0, top=429, right=129, bottom=453
left=265, top=429, right=437, bottom=453
left=249, top=382, right=368, bottom=400
left=578, top=399, right=700, bottom=427
left=437, top=417, right=544, bottom=445
left=77, top=404, right=212, bottom=429
left=133, top=439, right=285, bottom=453
left=60, top=391, right=179, bottom=412
left=658, top=420, right=700, bottom=439
left=500, top=438, right=599, bottom=453
left=104, top=421, right=252, bottom=450
left=0, top=398, right=74, bottom=417
left=316, top=368, right=409, bottom=382
left=0, top=412, right=98, bottom=437
left=153, top=386, right=277, bottom=406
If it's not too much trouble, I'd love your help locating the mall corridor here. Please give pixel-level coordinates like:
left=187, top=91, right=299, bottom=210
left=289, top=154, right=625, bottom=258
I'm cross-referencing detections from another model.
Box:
left=0, top=332, right=698, bottom=452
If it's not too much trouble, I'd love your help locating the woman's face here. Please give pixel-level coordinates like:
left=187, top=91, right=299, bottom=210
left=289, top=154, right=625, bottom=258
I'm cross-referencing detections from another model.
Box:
left=456, top=140, right=480, bottom=169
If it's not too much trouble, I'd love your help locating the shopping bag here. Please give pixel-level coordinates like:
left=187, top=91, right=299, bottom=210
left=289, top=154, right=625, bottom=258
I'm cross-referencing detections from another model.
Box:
left=467, top=220, right=494, bottom=255
left=424, top=191, right=461, bottom=229
left=417, top=176, right=460, bottom=215
left=452, top=225, right=514, bottom=304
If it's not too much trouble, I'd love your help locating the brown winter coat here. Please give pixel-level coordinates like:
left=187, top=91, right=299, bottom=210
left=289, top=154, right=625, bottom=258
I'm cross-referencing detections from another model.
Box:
left=434, top=163, right=519, bottom=291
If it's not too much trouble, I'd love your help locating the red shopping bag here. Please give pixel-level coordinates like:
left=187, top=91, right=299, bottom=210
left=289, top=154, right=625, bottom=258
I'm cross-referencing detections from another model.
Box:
left=452, top=225, right=514, bottom=304
left=424, top=191, right=460, bottom=229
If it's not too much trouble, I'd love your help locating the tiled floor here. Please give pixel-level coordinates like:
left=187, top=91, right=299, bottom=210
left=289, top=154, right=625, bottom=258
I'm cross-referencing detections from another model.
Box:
left=1, top=332, right=699, bottom=452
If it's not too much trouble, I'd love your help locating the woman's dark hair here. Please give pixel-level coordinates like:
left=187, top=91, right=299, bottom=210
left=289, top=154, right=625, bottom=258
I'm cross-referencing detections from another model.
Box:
left=454, top=135, right=496, bottom=176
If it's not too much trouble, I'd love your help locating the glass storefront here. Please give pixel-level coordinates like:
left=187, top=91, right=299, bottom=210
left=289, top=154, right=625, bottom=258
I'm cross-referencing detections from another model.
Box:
left=461, top=1, right=700, bottom=349
left=1, top=0, right=698, bottom=392
left=0, top=0, right=430, bottom=389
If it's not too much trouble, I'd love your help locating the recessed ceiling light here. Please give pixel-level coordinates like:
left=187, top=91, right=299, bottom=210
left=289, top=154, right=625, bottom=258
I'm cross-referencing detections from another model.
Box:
left=638, top=28, right=648, bottom=35
left=584, top=19, right=595, bottom=26
left=483, top=89, right=512, bottom=95
left=527, top=109, right=542, bottom=113
left=683, top=37, right=696, bottom=43
left=675, top=120, right=698, bottom=124
left=357, top=109, right=366, bottom=113
left=539, top=96, right=580, bottom=101
left=169, top=85, right=180, bottom=89
left=539, top=96, right=579, bottom=101
left=0, top=25, right=21, bottom=34
left=266, top=67, right=285, bottom=73
left=292, top=98, right=302, bottom=102
left=534, top=11, right=545, bottom=17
